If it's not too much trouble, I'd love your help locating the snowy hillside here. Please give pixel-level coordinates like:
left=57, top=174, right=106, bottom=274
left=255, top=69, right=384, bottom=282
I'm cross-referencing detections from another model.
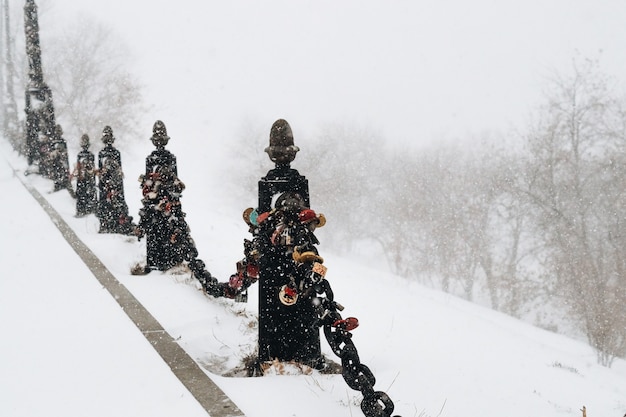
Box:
left=1, top=140, right=625, bottom=417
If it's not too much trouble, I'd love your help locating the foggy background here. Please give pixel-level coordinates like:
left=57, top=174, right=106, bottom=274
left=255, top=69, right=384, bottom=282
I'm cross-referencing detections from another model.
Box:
left=39, top=0, right=626, bottom=146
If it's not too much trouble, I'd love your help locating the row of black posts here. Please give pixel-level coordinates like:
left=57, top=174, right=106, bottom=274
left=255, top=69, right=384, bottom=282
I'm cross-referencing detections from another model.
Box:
left=69, top=126, right=134, bottom=234
left=39, top=119, right=398, bottom=417
left=17, top=0, right=401, bottom=414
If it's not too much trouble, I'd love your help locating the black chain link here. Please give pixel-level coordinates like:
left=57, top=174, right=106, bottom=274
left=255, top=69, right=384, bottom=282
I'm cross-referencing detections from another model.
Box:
left=190, top=232, right=402, bottom=416
left=311, top=278, right=401, bottom=417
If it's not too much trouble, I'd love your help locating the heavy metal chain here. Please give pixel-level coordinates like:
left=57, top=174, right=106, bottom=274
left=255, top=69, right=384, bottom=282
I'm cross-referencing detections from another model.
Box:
left=190, top=219, right=402, bottom=416
left=193, top=259, right=402, bottom=417
left=310, top=278, right=401, bottom=417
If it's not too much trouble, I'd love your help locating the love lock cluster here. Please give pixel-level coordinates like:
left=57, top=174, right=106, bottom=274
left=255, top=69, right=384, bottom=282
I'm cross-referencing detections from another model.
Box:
left=228, top=196, right=401, bottom=417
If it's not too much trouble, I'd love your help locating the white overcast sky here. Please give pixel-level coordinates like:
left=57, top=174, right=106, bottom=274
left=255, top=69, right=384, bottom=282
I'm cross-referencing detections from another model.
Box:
left=39, top=0, right=626, bottom=147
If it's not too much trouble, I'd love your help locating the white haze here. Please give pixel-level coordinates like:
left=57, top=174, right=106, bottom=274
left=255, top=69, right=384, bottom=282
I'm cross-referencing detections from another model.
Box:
left=42, top=0, right=626, bottom=150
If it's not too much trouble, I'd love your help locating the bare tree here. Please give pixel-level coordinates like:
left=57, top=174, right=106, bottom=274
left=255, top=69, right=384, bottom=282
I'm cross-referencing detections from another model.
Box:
left=295, top=123, right=387, bottom=254
left=522, top=58, right=626, bottom=366
left=5, top=1, right=145, bottom=154
left=403, top=145, right=480, bottom=294
left=42, top=16, right=146, bottom=151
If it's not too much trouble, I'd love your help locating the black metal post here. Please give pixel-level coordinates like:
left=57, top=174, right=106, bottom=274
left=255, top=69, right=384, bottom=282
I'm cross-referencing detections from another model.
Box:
left=97, top=126, right=134, bottom=234
left=23, top=0, right=65, bottom=173
left=137, top=121, right=198, bottom=272
left=256, top=119, right=323, bottom=369
left=73, top=134, right=98, bottom=217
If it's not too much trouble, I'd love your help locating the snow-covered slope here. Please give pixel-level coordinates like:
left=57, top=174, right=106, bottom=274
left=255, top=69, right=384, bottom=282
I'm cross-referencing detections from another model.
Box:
left=1, top=141, right=625, bottom=417
left=0, top=148, right=208, bottom=417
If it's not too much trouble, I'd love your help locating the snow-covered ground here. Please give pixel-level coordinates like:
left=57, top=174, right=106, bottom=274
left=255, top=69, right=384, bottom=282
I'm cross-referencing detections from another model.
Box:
left=1, top=139, right=625, bottom=417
